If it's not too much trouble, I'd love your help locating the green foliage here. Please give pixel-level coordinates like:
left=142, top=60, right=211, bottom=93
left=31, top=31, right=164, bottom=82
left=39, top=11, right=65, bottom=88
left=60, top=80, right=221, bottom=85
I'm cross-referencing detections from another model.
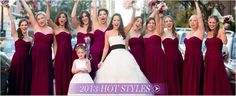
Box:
left=19, top=0, right=92, bottom=36
left=19, top=0, right=232, bottom=29
left=140, top=1, right=228, bottom=28
left=19, top=0, right=92, bottom=20
left=49, top=0, right=92, bottom=20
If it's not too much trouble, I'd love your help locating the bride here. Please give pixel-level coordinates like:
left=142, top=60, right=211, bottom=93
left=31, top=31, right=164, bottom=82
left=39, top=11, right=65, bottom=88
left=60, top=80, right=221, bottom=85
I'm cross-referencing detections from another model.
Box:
left=94, top=13, right=149, bottom=84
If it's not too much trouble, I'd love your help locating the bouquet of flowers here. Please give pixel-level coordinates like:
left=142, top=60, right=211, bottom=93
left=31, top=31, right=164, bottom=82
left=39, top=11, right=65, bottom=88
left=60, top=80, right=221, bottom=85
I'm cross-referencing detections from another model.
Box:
left=156, top=2, right=168, bottom=13
left=223, top=15, right=234, bottom=23
left=84, top=36, right=92, bottom=59
left=146, top=0, right=168, bottom=14
left=147, top=0, right=160, bottom=8
left=123, top=0, right=137, bottom=9
left=0, top=0, right=9, bottom=7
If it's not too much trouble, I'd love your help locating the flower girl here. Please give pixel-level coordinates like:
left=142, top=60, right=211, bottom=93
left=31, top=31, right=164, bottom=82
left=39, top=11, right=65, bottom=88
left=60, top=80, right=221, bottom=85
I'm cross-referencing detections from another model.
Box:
left=68, top=44, right=94, bottom=95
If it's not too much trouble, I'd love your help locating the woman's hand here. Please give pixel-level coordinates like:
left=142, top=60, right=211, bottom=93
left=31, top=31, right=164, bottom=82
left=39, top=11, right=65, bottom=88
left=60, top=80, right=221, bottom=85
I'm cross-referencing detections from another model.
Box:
left=74, top=0, right=79, bottom=3
left=98, top=62, right=103, bottom=69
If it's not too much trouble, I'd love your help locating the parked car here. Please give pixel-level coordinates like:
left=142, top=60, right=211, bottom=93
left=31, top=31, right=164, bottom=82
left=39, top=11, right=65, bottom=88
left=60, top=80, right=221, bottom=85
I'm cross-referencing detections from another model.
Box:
left=71, top=37, right=77, bottom=48
left=1, top=37, right=14, bottom=94
left=224, top=33, right=236, bottom=74
left=225, top=31, right=235, bottom=62
left=229, top=35, right=236, bottom=62
left=224, top=34, right=236, bottom=95
left=176, top=29, right=236, bottom=94
left=176, top=28, right=234, bottom=61
left=176, top=28, right=206, bottom=58
left=1, top=51, right=10, bottom=95
left=0, top=44, right=11, bottom=94
left=1, top=37, right=15, bottom=60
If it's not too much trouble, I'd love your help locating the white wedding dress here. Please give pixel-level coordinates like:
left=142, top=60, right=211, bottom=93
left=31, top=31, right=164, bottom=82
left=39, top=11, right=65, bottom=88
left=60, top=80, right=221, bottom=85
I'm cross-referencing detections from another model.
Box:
left=95, top=35, right=149, bottom=83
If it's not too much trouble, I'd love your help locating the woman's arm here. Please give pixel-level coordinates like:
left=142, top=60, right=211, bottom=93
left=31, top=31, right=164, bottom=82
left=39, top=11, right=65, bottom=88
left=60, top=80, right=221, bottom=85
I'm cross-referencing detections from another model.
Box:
left=20, top=0, right=38, bottom=29
left=98, top=32, right=109, bottom=68
left=92, top=0, right=98, bottom=27
left=195, top=1, right=205, bottom=38
left=219, top=28, right=227, bottom=44
left=46, top=1, right=58, bottom=31
left=7, top=6, right=18, bottom=41
left=155, top=10, right=163, bottom=35
left=53, top=36, right=57, bottom=56
left=124, top=6, right=136, bottom=34
left=71, top=0, right=80, bottom=28
left=149, top=6, right=157, bottom=18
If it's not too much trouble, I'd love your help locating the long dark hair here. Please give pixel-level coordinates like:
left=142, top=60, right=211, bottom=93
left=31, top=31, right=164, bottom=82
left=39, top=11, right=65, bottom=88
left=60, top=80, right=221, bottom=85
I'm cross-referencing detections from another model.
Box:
left=146, top=17, right=156, bottom=27
left=164, top=15, right=177, bottom=37
left=98, top=8, right=109, bottom=16
left=54, top=11, right=71, bottom=31
left=134, top=16, right=144, bottom=31
left=151, top=0, right=161, bottom=6
left=207, top=15, right=220, bottom=37
left=146, top=17, right=155, bottom=26
left=107, top=13, right=126, bottom=39
left=79, top=10, right=92, bottom=32
left=17, top=19, right=28, bottom=39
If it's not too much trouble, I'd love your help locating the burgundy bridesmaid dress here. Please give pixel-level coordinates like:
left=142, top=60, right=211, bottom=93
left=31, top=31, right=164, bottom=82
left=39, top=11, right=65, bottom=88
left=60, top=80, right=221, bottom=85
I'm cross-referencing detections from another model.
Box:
left=24, top=48, right=32, bottom=95
left=90, top=29, right=105, bottom=79
left=54, top=32, right=72, bottom=95
left=8, top=39, right=31, bottom=95
left=31, top=32, right=53, bottom=95
left=128, top=36, right=145, bottom=72
left=143, top=35, right=166, bottom=83
left=204, top=37, right=232, bottom=95
left=162, top=38, right=183, bottom=95
left=182, top=37, right=203, bottom=95
left=72, top=32, right=93, bottom=62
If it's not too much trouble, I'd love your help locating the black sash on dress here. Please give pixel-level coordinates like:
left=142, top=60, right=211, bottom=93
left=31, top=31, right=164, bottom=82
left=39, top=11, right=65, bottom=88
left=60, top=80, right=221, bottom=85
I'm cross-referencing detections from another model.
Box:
left=110, top=44, right=125, bottom=50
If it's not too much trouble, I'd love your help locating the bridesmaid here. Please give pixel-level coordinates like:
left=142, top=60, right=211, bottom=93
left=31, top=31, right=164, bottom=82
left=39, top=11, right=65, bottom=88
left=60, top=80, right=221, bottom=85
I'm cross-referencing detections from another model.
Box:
left=46, top=2, right=72, bottom=95
left=125, top=4, right=145, bottom=71
left=128, top=16, right=145, bottom=70
left=21, top=0, right=54, bottom=94
left=143, top=6, right=166, bottom=86
left=7, top=5, right=32, bottom=95
left=90, top=0, right=109, bottom=79
left=71, top=0, right=93, bottom=62
left=182, top=1, right=205, bottom=95
left=162, top=15, right=183, bottom=95
left=204, top=15, right=232, bottom=95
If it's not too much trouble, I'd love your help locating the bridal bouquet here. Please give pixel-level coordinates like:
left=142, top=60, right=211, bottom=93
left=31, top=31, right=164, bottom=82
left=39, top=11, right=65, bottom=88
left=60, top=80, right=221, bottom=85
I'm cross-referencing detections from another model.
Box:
left=123, top=0, right=137, bottom=9
left=156, top=2, right=168, bottom=13
left=223, top=15, right=234, bottom=23
left=147, top=0, right=168, bottom=14
left=0, top=0, right=9, bottom=7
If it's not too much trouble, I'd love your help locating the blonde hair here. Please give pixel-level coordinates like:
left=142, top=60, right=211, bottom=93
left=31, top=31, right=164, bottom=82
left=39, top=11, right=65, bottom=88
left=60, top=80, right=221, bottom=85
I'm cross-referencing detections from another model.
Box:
left=189, top=15, right=198, bottom=22
left=75, top=43, right=87, bottom=52
left=35, top=11, right=46, bottom=18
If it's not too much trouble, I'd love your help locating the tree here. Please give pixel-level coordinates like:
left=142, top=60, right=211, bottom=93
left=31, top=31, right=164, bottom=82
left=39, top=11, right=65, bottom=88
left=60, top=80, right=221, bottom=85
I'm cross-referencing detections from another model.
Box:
left=19, top=0, right=92, bottom=36
left=20, top=0, right=92, bottom=19
left=165, top=1, right=228, bottom=27
left=141, top=1, right=229, bottom=28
